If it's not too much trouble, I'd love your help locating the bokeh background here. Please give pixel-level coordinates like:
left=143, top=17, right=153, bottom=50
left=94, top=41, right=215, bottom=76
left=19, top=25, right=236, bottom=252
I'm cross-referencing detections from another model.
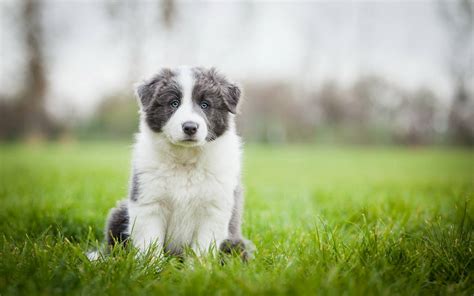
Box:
left=1, top=2, right=474, bottom=294
left=1, top=0, right=473, bottom=146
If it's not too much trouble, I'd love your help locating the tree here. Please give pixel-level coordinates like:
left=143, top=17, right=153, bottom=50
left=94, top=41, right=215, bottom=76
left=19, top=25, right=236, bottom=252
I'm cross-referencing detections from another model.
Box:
left=0, top=0, right=57, bottom=140
left=439, top=0, right=474, bottom=145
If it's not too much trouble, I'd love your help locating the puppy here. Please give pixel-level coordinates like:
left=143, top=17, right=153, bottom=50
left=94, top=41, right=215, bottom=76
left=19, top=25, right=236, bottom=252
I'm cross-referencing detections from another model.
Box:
left=100, top=66, right=253, bottom=260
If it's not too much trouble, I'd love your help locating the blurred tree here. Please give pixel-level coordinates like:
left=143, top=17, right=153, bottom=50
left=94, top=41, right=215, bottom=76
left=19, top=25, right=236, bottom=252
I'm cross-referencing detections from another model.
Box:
left=76, top=93, right=138, bottom=140
left=394, top=89, right=438, bottom=145
left=0, top=0, right=57, bottom=141
left=20, top=0, right=47, bottom=137
left=317, top=82, right=346, bottom=127
left=438, top=0, right=474, bottom=145
left=161, top=0, right=176, bottom=30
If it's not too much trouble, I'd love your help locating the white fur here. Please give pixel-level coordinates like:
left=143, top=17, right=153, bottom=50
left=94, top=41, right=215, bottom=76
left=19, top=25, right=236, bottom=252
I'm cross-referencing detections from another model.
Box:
left=128, top=68, right=241, bottom=256
left=86, top=250, right=100, bottom=261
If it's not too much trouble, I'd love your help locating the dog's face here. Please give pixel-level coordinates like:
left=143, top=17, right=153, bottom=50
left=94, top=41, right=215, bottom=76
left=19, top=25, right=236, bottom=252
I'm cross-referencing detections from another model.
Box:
left=136, top=67, right=241, bottom=147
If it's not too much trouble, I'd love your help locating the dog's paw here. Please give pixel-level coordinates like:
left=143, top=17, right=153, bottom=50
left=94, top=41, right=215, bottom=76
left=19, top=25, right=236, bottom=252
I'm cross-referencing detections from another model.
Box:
left=86, top=250, right=101, bottom=261
left=219, top=238, right=256, bottom=262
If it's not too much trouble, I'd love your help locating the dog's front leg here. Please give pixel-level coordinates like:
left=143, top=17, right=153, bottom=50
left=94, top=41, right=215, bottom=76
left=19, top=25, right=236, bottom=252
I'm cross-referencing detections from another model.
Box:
left=128, top=202, right=167, bottom=257
left=192, top=211, right=230, bottom=256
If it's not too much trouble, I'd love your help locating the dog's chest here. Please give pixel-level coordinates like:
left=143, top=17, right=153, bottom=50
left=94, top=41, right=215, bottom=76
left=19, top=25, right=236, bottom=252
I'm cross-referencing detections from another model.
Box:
left=132, top=131, right=241, bottom=211
left=138, top=160, right=235, bottom=209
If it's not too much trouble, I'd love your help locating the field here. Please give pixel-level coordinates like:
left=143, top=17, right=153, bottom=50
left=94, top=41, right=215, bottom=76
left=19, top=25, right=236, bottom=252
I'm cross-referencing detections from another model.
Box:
left=0, top=143, right=473, bottom=295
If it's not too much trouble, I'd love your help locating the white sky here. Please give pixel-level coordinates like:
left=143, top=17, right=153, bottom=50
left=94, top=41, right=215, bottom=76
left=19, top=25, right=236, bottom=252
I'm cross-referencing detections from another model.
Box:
left=0, top=0, right=463, bottom=119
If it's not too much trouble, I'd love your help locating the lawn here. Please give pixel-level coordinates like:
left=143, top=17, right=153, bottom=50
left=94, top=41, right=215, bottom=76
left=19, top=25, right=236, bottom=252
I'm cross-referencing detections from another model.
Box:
left=0, top=143, right=473, bottom=295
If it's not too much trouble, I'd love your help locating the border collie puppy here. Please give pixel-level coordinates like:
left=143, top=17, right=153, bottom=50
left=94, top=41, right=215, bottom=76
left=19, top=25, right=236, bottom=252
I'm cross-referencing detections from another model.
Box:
left=100, top=66, right=253, bottom=260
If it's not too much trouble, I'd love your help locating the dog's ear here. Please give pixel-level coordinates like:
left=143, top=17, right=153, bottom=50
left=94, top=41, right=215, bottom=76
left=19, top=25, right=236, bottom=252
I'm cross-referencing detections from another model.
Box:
left=223, top=83, right=241, bottom=114
left=135, top=80, right=155, bottom=110
left=135, top=68, right=174, bottom=110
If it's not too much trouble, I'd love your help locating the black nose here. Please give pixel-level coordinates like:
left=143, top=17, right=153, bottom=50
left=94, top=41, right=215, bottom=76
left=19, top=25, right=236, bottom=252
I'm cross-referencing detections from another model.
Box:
left=182, top=121, right=199, bottom=136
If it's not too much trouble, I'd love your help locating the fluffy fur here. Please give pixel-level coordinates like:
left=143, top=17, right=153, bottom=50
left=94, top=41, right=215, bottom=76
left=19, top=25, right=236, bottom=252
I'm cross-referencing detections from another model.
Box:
left=93, top=66, right=253, bottom=260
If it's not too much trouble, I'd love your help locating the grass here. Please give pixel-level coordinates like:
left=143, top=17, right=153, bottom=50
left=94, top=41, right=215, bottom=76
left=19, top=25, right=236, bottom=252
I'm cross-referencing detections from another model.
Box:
left=0, top=142, right=473, bottom=295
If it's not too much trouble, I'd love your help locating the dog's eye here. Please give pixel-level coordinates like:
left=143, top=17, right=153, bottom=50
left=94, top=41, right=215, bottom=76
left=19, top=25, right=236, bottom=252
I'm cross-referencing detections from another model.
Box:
left=200, top=101, right=209, bottom=110
left=169, top=99, right=180, bottom=108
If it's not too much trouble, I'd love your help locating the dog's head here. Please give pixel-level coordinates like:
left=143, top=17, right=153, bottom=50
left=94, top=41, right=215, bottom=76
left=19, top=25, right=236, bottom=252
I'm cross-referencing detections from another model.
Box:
left=135, top=66, right=241, bottom=147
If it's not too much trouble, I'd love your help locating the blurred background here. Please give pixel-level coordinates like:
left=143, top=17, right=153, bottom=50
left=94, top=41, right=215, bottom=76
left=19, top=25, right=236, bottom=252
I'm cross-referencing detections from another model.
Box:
left=0, top=0, right=473, bottom=146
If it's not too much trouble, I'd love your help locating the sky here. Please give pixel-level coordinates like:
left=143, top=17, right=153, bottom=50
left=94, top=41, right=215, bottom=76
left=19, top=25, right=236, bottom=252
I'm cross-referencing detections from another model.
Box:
left=0, top=0, right=464, bottom=120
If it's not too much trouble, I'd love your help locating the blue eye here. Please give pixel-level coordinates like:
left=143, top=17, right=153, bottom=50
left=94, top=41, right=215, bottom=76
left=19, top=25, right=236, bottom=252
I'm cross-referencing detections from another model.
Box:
left=170, top=99, right=180, bottom=108
left=200, top=101, right=209, bottom=109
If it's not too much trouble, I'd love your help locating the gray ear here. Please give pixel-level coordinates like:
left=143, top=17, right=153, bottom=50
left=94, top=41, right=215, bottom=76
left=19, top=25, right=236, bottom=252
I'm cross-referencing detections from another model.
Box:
left=135, top=68, right=174, bottom=110
left=224, top=84, right=241, bottom=114
left=135, top=80, right=155, bottom=110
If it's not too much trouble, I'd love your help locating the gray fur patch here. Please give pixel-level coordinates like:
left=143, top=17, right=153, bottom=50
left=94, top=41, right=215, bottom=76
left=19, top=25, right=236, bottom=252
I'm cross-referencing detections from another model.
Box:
left=219, top=238, right=255, bottom=262
left=136, top=68, right=182, bottom=132
left=192, top=67, right=241, bottom=141
left=105, top=200, right=129, bottom=246
left=129, top=171, right=140, bottom=202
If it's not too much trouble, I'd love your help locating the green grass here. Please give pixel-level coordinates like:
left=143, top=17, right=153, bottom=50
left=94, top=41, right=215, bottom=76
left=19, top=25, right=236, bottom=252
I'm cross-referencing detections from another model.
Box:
left=0, top=143, right=473, bottom=295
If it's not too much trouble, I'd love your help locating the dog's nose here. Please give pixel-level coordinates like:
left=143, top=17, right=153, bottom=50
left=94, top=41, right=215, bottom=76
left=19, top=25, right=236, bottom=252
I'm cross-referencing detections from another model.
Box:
left=182, top=121, right=199, bottom=136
